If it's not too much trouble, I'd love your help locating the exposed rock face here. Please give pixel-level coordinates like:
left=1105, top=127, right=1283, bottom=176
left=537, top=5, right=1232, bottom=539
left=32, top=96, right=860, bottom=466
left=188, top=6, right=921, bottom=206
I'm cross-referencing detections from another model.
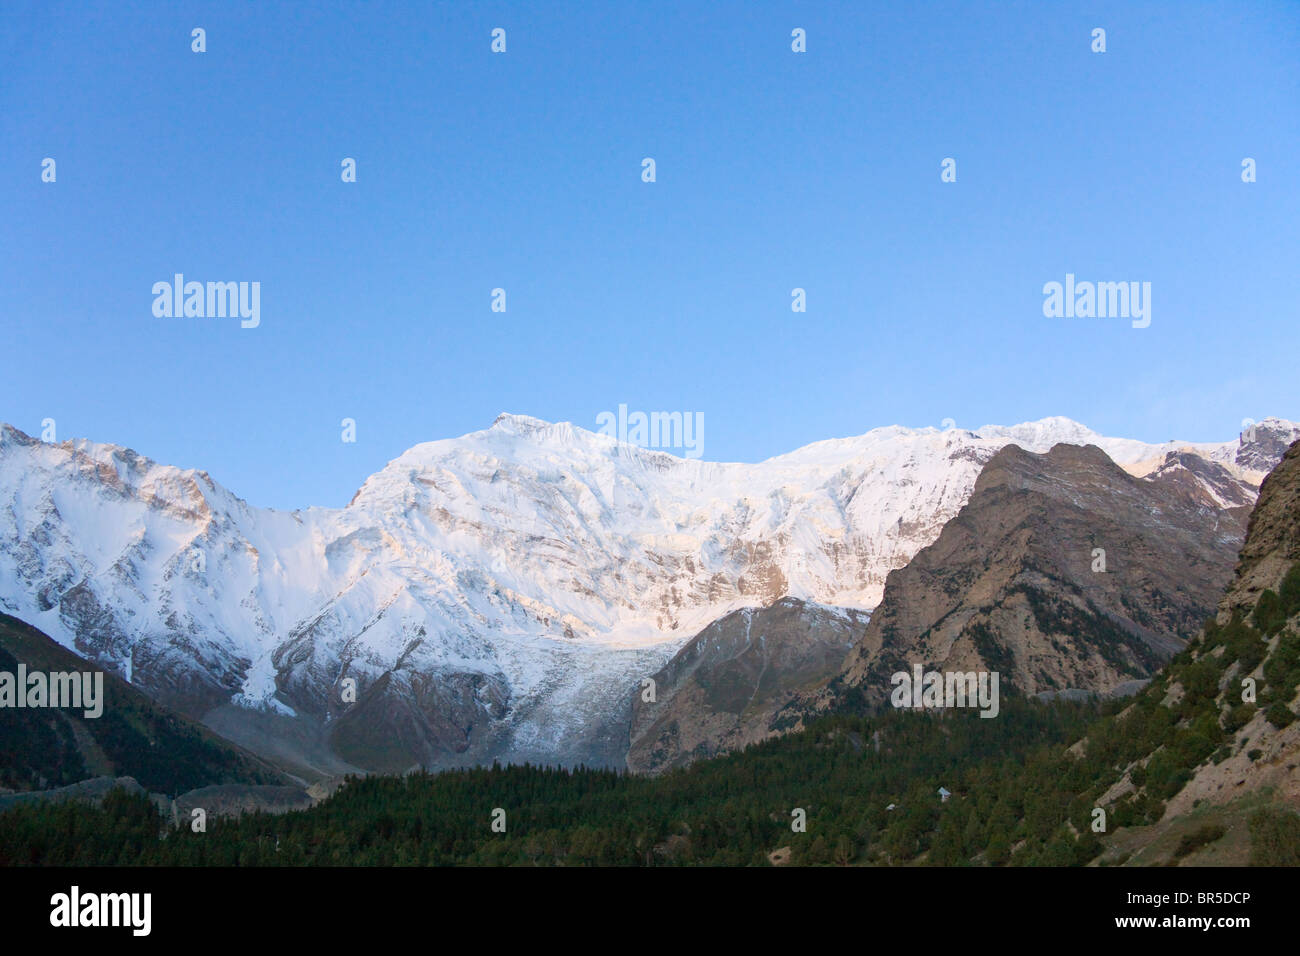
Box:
left=324, top=667, right=509, bottom=774
left=835, top=443, right=1249, bottom=706
left=1220, top=440, right=1300, bottom=618
left=1233, top=420, right=1300, bottom=476
left=1145, top=450, right=1257, bottom=514
left=627, top=598, right=868, bottom=774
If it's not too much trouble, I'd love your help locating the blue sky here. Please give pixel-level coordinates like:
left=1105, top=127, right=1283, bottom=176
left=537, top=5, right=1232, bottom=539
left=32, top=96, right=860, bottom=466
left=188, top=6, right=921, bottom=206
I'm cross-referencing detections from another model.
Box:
left=3, top=1, right=1297, bottom=508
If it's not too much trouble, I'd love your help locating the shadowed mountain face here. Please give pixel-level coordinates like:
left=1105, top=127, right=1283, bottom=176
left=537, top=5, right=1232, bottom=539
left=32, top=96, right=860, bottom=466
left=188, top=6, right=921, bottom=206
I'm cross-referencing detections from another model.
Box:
left=0, top=613, right=284, bottom=795
left=627, top=598, right=868, bottom=774
left=1222, top=439, right=1300, bottom=616
left=834, top=442, right=1249, bottom=708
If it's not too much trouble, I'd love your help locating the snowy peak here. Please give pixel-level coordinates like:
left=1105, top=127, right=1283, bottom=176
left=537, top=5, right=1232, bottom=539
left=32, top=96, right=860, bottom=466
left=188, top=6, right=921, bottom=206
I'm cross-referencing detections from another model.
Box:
left=489, top=411, right=575, bottom=438
left=484, top=412, right=586, bottom=449
left=975, top=416, right=1103, bottom=448
left=1231, top=418, right=1300, bottom=476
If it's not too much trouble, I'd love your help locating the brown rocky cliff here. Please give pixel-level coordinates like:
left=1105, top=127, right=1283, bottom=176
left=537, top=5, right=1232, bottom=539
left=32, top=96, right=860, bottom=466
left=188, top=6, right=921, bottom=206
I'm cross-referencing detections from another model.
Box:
left=835, top=442, right=1245, bottom=705
left=626, top=598, right=867, bottom=774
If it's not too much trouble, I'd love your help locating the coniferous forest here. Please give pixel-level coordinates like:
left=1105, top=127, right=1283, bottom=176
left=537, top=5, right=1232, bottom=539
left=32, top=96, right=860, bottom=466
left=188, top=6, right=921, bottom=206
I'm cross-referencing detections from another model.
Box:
left=2, top=561, right=1297, bottom=868
left=3, top=589, right=1298, bottom=867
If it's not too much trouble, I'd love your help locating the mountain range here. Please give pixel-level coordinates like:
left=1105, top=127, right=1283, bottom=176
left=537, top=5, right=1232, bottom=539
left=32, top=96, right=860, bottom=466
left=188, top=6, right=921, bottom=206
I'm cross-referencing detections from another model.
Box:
left=1, top=414, right=1296, bottom=778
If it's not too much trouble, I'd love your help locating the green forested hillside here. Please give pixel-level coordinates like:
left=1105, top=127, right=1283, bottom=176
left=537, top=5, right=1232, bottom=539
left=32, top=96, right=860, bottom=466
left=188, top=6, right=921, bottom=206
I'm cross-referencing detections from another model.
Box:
left=0, top=613, right=284, bottom=794
left=1, top=691, right=1100, bottom=865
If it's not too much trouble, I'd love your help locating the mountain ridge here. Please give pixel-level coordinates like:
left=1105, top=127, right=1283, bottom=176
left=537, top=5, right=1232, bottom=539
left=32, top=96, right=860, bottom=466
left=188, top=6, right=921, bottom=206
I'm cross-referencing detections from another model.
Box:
left=1, top=414, right=1295, bottom=774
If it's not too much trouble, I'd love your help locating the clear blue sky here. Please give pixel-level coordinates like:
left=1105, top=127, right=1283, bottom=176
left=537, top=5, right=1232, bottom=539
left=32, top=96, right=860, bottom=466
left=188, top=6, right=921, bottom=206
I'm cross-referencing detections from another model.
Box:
left=3, top=1, right=1297, bottom=509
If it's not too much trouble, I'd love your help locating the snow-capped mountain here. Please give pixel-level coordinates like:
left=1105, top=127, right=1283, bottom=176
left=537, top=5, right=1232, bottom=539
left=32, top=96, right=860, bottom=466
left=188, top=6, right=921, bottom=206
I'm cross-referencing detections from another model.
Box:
left=0, top=414, right=1294, bottom=775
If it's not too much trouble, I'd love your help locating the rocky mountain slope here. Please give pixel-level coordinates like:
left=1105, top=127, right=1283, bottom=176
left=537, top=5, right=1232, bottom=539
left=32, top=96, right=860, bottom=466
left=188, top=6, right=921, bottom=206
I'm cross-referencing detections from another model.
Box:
left=0, top=414, right=1294, bottom=773
left=1087, top=438, right=1300, bottom=864
left=832, top=442, right=1251, bottom=708
left=627, top=438, right=1279, bottom=773
left=627, top=598, right=868, bottom=774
